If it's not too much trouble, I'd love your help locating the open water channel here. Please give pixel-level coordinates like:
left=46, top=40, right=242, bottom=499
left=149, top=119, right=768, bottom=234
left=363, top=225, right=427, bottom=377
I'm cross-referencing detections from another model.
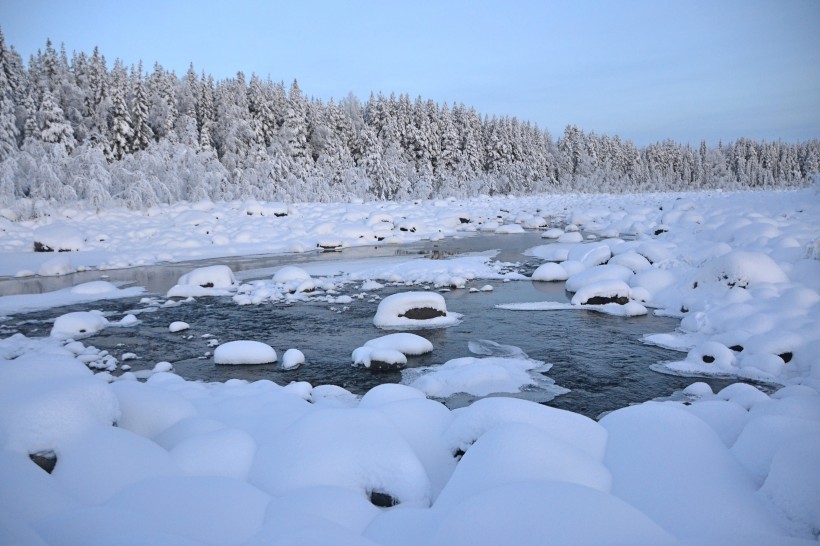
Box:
left=0, top=232, right=738, bottom=419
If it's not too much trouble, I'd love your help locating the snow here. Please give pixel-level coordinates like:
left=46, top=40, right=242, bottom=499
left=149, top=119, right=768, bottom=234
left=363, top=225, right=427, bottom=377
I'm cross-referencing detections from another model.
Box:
left=214, top=341, right=277, bottom=365
left=373, top=292, right=461, bottom=329
left=281, top=348, right=305, bottom=370
left=403, top=355, right=567, bottom=400
left=364, top=333, right=434, bottom=356
left=167, top=265, right=238, bottom=297
left=530, top=262, right=568, bottom=281
left=169, top=321, right=189, bottom=333
left=33, top=223, right=86, bottom=252
left=50, top=311, right=110, bottom=339
left=0, top=187, right=819, bottom=544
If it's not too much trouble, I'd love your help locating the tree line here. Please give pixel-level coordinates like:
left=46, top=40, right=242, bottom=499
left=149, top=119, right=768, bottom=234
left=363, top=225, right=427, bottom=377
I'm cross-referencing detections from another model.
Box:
left=0, top=34, right=818, bottom=216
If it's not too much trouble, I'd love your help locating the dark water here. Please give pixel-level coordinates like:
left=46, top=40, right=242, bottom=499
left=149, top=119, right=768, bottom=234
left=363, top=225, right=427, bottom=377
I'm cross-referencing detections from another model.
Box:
left=0, top=232, right=738, bottom=419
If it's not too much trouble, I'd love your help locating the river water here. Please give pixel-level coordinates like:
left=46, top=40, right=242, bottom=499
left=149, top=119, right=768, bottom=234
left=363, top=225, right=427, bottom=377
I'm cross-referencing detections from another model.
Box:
left=0, top=232, right=738, bottom=418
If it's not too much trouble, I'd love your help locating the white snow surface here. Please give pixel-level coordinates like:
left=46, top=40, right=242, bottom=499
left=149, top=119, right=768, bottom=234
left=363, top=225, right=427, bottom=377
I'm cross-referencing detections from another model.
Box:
left=373, top=292, right=461, bottom=330
left=1, top=187, right=820, bottom=544
left=213, top=341, right=278, bottom=365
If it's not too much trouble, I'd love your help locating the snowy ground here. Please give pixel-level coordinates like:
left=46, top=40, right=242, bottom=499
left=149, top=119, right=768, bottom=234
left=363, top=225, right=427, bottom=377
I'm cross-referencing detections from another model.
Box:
left=1, top=186, right=819, bottom=544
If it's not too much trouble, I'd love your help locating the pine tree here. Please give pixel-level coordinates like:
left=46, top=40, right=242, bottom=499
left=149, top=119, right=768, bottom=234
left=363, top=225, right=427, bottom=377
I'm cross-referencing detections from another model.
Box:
left=37, top=88, right=76, bottom=152
left=129, top=63, right=153, bottom=152
left=0, top=31, right=19, bottom=160
left=196, top=73, right=216, bottom=151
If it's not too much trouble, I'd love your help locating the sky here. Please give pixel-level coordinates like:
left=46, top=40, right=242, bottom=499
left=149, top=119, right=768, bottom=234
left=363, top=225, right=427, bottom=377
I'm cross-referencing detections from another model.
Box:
left=3, top=0, right=819, bottom=146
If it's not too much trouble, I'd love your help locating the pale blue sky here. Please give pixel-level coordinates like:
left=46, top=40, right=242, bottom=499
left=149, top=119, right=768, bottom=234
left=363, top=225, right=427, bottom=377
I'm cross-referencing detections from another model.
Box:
left=3, top=0, right=819, bottom=145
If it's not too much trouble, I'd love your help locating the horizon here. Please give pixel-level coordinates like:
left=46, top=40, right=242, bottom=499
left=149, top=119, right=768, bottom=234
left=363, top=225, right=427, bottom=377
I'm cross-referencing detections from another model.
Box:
left=4, top=0, right=820, bottom=147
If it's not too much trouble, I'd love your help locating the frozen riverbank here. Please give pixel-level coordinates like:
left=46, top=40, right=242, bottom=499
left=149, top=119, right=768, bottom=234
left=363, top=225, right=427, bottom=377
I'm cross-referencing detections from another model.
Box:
left=1, top=187, right=819, bottom=544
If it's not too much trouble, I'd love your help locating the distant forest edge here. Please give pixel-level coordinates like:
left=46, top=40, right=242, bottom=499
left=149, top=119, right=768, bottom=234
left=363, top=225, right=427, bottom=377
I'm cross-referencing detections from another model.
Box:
left=1, top=35, right=818, bottom=216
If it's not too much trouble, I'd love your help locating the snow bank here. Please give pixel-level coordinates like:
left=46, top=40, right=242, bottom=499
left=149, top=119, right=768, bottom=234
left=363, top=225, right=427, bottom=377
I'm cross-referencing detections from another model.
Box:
left=0, top=352, right=120, bottom=454
left=33, top=223, right=85, bottom=252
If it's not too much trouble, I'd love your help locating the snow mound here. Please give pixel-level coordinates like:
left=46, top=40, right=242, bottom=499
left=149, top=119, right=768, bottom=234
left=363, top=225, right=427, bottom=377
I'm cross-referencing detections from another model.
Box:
left=169, top=321, right=190, bottom=333
left=364, top=333, right=433, bottom=356
left=214, top=341, right=277, bottom=365
left=281, top=348, right=305, bottom=370
left=565, top=264, right=634, bottom=293
left=51, top=311, right=110, bottom=339
left=176, top=265, right=237, bottom=288
left=0, top=353, right=120, bottom=454
left=373, top=292, right=461, bottom=329
left=531, top=262, right=568, bottom=282
left=33, top=223, right=85, bottom=252
left=69, top=281, right=119, bottom=295
left=566, top=242, right=612, bottom=267
left=249, top=409, right=431, bottom=507
left=696, top=251, right=789, bottom=288
left=570, top=279, right=632, bottom=306
left=430, top=480, right=675, bottom=545
left=273, top=265, right=315, bottom=293
left=352, top=347, right=408, bottom=371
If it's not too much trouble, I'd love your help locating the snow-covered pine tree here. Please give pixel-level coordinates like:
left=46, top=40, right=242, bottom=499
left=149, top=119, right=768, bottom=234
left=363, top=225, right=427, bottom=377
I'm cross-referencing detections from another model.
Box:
left=108, top=61, right=133, bottom=160
left=129, top=63, right=153, bottom=152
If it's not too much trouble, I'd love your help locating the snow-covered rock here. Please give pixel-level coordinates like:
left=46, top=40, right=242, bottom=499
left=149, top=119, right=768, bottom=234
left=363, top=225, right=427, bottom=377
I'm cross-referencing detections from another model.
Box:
left=373, top=292, right=461, bottom=329
left=33, top=223, right=85, bottom=252
left=214, top=341, right=277, bottom=365
left=281, top=348, right=305, bottom=371
left=50, top=311, right=110, bottom=339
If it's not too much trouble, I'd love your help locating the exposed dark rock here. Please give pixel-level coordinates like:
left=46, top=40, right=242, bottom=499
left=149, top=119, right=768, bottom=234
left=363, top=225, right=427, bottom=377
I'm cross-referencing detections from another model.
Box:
left=369, top=490, right=399, bottom=508
left=399, top=307, right=446, bottom=320
left=654, top=228, right=668, bottom=236
left=33, top=241, right=54, bottom=252
left=367, top=359, right=406, bottom=372
left=459, top=217, right=470, bottom=224
left=34, top=242, right=79, bottom=252
left=702, top=355, right=715, bottom=364
left=317, top=243, right=342, bottom=251
left=453, top=448, right=466, bottom=460
left=200, top=282, right=214, bottom=288
left=584, top=295, right=630, bottom=305
left=779, top=352, right=793, bottom=363
left=30, top=450, right=57, bottom=473
left=729, top=345, right=744, bottom=352
left=273, top=212, right=287, bottom=217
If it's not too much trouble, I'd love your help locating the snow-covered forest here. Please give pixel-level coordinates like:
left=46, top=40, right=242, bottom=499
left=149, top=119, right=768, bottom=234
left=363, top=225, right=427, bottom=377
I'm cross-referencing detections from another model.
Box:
left=1, top=34, right=818, bottom=216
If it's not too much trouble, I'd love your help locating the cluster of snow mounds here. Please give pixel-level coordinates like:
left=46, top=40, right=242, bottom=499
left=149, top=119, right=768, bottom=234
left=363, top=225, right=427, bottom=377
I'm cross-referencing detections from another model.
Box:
left=521, top=240, right=649, bottom=316
left=373, top=292, right=462, bottom=329
left=5, top=338, right=816, bottom=546
left=496, top=190, right=820, bottom=384
left=352, top=333, right=434, bottom=371
left=1, top=187, right=819, bottom=543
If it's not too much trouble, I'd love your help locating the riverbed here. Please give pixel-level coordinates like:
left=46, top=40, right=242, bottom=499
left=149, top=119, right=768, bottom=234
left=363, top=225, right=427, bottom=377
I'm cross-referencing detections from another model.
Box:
left=0, top=232, right=738, bottom=418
